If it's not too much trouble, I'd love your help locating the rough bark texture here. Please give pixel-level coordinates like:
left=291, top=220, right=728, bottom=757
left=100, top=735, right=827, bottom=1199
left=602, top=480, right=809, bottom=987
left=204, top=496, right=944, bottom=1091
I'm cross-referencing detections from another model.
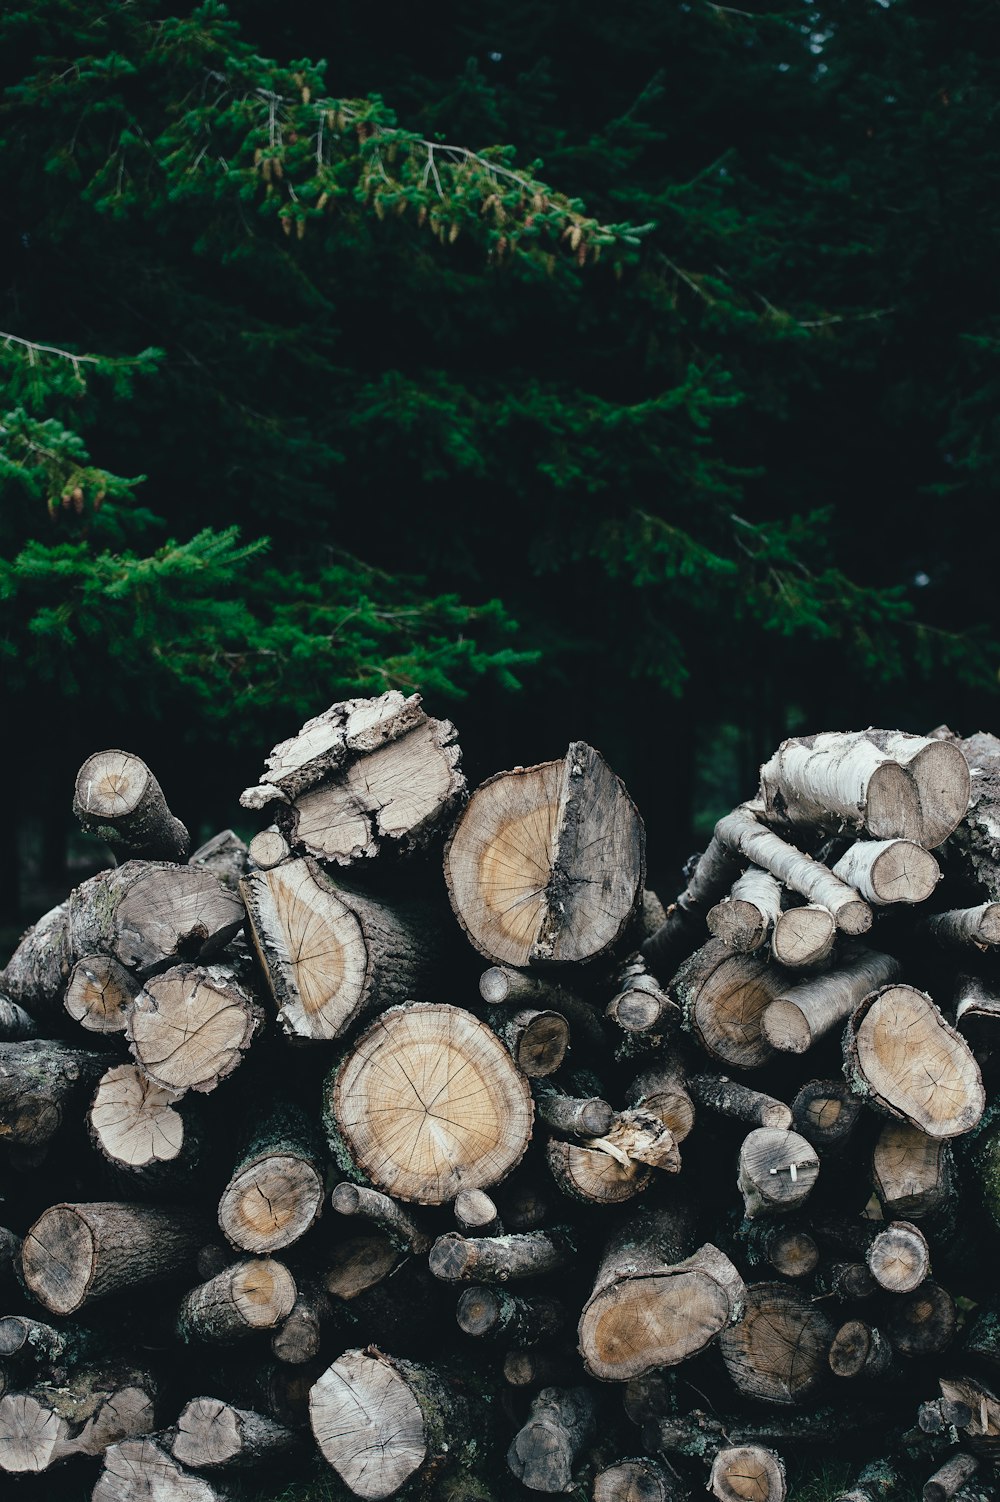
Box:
left=68, top=861, right=245, bottom=974
left=176, top=1258, right=296, bottom=1342
left=0, top=1039, right=115, bottom=1147
left=761, top=944, right=900, bottom=1055
left=714, top=805, right=872, bottom=933
left=73, top=750, right=190, bottom=863
left=672, top=940, right=783, bottom=1071
left=506, top=1384, right=596, bottom=1493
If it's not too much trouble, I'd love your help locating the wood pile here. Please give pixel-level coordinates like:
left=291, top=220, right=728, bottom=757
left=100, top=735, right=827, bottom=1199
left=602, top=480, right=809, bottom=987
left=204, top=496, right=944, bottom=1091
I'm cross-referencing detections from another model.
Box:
left=2, top=707, right=1000, bottom=1500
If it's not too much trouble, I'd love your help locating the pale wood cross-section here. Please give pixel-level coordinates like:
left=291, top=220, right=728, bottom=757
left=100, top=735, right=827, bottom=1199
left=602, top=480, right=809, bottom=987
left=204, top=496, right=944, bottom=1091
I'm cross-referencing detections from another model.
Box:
left=73, top=749, right=190, bottom=863
left=331, top=1003, right=533, bottom=1204
left=444, top=741, right=644, bottom=967
left=65, top=955, right=141, bottom=1034
left=89, top=1064, right=185, bottom=1169
left=719, top=1282, right=836, bottom=1406
left=127, top=963, right=263, bottom=1094
left=309, top=1349, right=427, bottom=1501
left=94, top=1436, right=221, bottom=1502
left=68, top=861, right=246, bottom=975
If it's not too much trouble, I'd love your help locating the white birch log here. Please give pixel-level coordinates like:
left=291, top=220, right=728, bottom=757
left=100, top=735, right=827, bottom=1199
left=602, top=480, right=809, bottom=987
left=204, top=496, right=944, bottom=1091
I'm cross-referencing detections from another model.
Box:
left=714, top=806, right=871, bottom=934
left=707, top=869, right=783, bottom=953
left=832, top=840, right=940, bottom=905
left=761, top=946, right=901, bottom=1054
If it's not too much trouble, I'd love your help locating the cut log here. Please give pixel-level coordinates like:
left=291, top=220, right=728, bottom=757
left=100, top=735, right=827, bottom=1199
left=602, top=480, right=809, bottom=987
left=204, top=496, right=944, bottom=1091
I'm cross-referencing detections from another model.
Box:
left=242, top=858, right=445, bottom=1041
left=0, top=997, right=38, bottom=1040
left=127, top=963, right=263, bottom=1094
left=218, top=1102, right=324, bottom=1253
left=429, top=1228, right=576, bottom=1284
left=0, top=1364, right=156, bottom=1473
left=813, top=1262, right=876, bottom=1301
left=310, top=1347, right=470, bottom=1500
left=938, top=1376, right=1000, bottom=1466
left=271, top=1289, right=325, bottom=1365
left=927, top=904, right=1000, bottom=949
left=177, top=1258, right=296, bottom=1342
left=714, top=806, right=871, bottom=934
left=322, top=1232, right=401, bottom=1300
left=545, top=1137, right=652, bottom=1206
left=65, top=954, right=141, bottom=1034
left=735, top=1220, right=819, bottom=1279
left=329, top=1182, right=432, bottom=1254
left=593, top=1456, right=681, bottom=1502
left=506, top=1384, right=596, bottom=1493
left=708, top=868, right=783, bottom=953
left=73, top=750, right=190, bottom=862
left=718, top=1282, right=836, bottom=1405
left=68, top=861, right=245, bottom=973
left=689, top=1074, right=791, bottom=1131
left=626, top=1058, right=695, bottom=1143
left=578, top=1208, right=744, bottom=1380
left=444, top=742, right=645, bottom=967
left=454, top=1188, right=502, bottom=1236
left=89, top=1064, right=186, bottom=1171
left=737, top=1129, right=820, bottom=1219
left=0, top=1315, right=83, bottom=1369
left=456, top=1287, right=566, bottom=1345
left=924, top=1454, right=980, bottom=1502
left=833, top=1459, right=902, bottom=1502
left=606, top=957, right=676, bottom=1035
left=188, top=829, right=248, bottom=890
left=760, top=945, right=900, bottom=1055
left=770, top=904, right=835, bottom=969
left=843, top=985, right=985, bottom=1138
left=931, top=731, right=1000, bottom=898
left=248, top=827, right=290, bottom=870
left=94, top=1436, right=221, bottom=1502
left=0, top=899, right=72, bottom=1011
left=0, top=1228, right=21, bottom=1294
left=0, top=1039, right=115, bottom=1147
left=503, top=1349, right=580, bottom=1389
left=709, top=1446, right=787, bottom=1502
left=478, top=965, right=575, bottom=1008
left=170, top=1397, right=299, bottom=1468
left=241, top=691, right=465, bottom=863
left=328, top=1003, right=533, bottom=1204
left=642, top=835, right=744, bottom=977
left=832, top=840, right=940, bottom=905
left=21, top=1202, right=205, bottom=1314
left=536, top=1085, right=614, bottom=1139
left=791, top=1079, right=863, bottom=1151
left=489, top=1007, right=570, bottom=1077
left=871, top=1121, right=955, bottom=1219
left=866, top=1220, right=930, bottom=1293
left=828, top=1320, right=897, bottom=1380
left=672, top=941, right=782, bottom=1071
left=759, top=730, right=970, bottom=847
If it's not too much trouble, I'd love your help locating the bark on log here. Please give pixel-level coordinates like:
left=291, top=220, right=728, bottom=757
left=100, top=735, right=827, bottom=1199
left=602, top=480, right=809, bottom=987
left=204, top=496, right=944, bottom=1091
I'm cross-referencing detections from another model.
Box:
left=0, top=997, right=38, bottom=1040
left=328, top=1003, right=533, bottom=1204
left=844, top=985, right=984, bottom=1137
left=0, top=1364, right=156, bottom=1474
left=761, top=945, right=900, bottom=1055
left=791, top=1079, right=864, bottom=1151
left=536, top=1086, right=614, bottom=1139
left=708, top=868, right=783, bottom=953
left=89, top=1064, right=187, bottom=1172
left=506, top=1384, right=596, bottom=1493
left=924, top=1454, right=980, bottom=1502
left=689, top=1074, right=791, bottom=1131
left=718, top=1282, right=836, bottom=1406
left=606, top=958, right=676, bottom=1036
left=489, top=1007, right=570, bottom=1077
left=218, top=1102, right=324, bottom=1253
left=813, top=1262, right=877, bottom=1301
left=73, top=750, right=190, bottom=862
left=578, top=1208, right=743, bottom=1380
left=872, top=1121, right=956, bottom=1220
left=177, top=1259, right=296, bottom=1342
left=593, top=1456, right=682, bottom=1502
left=828, top=1321, right=898, bottom=1380
left=0, top=1039, right=115, bottom=1148
left=21, top=1202, right=206, bottom=1315
left=241, top=691, right=465, bottom=863
left=242, top=858, right=445, bottom=1041
left=0, top=899, right=72, bottom=1011
left=833, top=1459, right=902, bottom=1502
left=322, top=1231, right=401, bottom=1300
left=456, top=1286, right=566, bottom=1345
left=310, top=1347, right=471, bottom=1500
left=832, top=840, right=940, bottom=906
left=545, top=1137, right=652, bottom=1207
left=641, top=836, right=743, bottom=977
left=734, top=1219, right=819, bottom=1279
left=444, top=742, right=645, bottom=967
left=65, top=954, right=141, bottom=1034
left=503, top=1349, right=580, bottom=1389
left=188, top=829, right=248, bottom=891
left=709, top=1447, right=787, bottom=1502
left=672, top=941, right=782, bottom=1071
left=759, top=730, right=970, bottom=847
left=954, top=975, right=1000, bottom=1051
left=94, top=1436, right=222, bottom=1502
left=770, top=904, right=836, bottom=969
left=938, top=1376, right=1000, bottom=1466
left=714, top=805, right=871, bottom=934
left=866, top=1220, right=931, bottom=1293
left=329, top=1182, right=432, bottom=1255
left=737, top=1128, right=820, bottom=1219
left=127, top=963, right=263, bottom=1095
left=68, top=862, right=245, bottom=974
left=927, top=904, right=1000, bottom=949
left=170, top=1397, right=299, bottom=1468
left=429, top=1228, right=576, bottom=1284
left=927, top=730, right=1000, bottom=897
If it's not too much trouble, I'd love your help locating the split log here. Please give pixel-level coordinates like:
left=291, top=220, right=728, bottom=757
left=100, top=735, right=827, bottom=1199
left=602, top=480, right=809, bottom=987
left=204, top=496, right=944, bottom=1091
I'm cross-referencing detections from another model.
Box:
left=456, top=1287, right=566, bottom=1345
left=737, top=1128, right=820, bottom=1219
left=928, top=730, right=1000, bottom=897
left=938, top=1376, right=1000, bottom=1466
left=578, top=1208, right=744, bottom=1380
left=927, top=904, right=1000, bottom=949
left=759, top=730, right=970, bottom=847
left=94, top=1436, right=222, bottom=1502
left=127, top=963, right=263, bottom=1094
left=770, top=904, right=836, bottom=969
left=714, top=805, right=871, bottom=934
left=866, top=1220, right=931, bottom=1293
left=0, top=1039, right=115, bottom=1148
left=242, top=858, right=445, bottom=1040
left=506, top=1384, right=596, bottom=1493
left=871, top=1121, right=955, bottom=1220
left=327, top=1003, right=533, bottom=1204
left=489, top=1007, right=570, bottom=1077
left=833, top=1459, right=902, bottom=1502
left=247, top=827, right=290, bottom=869
left=170, top=1397, right=299, bottom=1468
left=708, top=868, right=783, bottom=953
left=240, top=691, right=465, bottom=862
left=329, top=1182, right=432, bottom=1254
left=0, top=997, right=37, bottom=1040
left=429, top=1228, right=576, bottom=1284
left=65, top=955, right=141, bottom=1034
left=718, top=1283, right=836, bottom=1406
left=188, top=829, right=248, bottom=890
left=0, top=899, right=72, bottom=1010
left=0, top=1364, right=156, bottom=1474
left=89, top=1064, right=187, bottom=1173
left=843, top=985, right=985, bottom=1137
left=444, top=741, right=644, bottom=967
left=760, top=945, right=900, bottom=1055
left=310, top=1348, right=472, bottom=1500
left=689, top=1074, right=791, bottom=1131
left=218, top=1102, right=324, bottom=1253
left=73, top=750, right=190, bottom=862
left=626, top=1058, right=695, bottom=1144
left=791, top=1079, right=863, bottom=1151
left=709, top=1447, right=787, bottom=1502
left=177, top=1259, right=296, bottom=1342
left=828, top=1320, right=898, bottom=1380
left=21, top=1202, right=206, bottom=1315
left=924, top=1454, right=980, bottom=1502
left=885, top=1282, right=957, bottom=1357
left=69, top=861, right=245, bottom=973
left=454, top=1188, right=502, bottom=1236
left=672, top=941, right=782, bottom=1070
left=832, top=840, right=940, bottom=905
left=593, top=1456, right=682, bottom=1502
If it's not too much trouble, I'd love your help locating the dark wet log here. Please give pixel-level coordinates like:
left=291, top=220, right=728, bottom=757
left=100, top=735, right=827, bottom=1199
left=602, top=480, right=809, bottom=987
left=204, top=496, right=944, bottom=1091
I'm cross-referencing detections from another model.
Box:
left=828, top=1320, right=898, bottom=1381
left=885, top=1283, right=957, bottom=1357
left=329, top=1181, right=432, bottom=1254
left=689, top=1073, right=791, bottom=1131
left=489, top=1006, right=570, bottom=1077
left=718, top=1282, right=836, bottom=1406
left=0, top=1039, right=116, bottom=1148
left=832, top=1459, right=902, bottom=1502
left=502, top=1349, right=580, bottom=1389
left=456, top=1286, right=566, bottom=1345
left=791, top=1079, right=863, bottom=1151
left=506, top=1385, right=596, bottom=1494
left=429, top=1228, right=576, bottom=1284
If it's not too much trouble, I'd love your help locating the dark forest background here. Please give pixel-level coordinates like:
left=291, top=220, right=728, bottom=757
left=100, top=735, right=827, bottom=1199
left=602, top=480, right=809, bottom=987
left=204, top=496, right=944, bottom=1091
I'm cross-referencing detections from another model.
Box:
left=2, top=0, right=998, bottom=926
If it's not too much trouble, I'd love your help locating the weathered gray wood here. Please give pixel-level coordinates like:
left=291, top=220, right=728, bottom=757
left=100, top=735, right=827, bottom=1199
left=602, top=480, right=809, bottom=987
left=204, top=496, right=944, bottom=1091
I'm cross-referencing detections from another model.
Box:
left=718, top=1282, right=836, bottom=1406
left=456, top=1286, right=566, bottom=1345
left=0, top=1040, right=115, bottom=1148
left=506, top=1385, right=596, bottom=1494
left=429, top=1228, right=576, bottom=1283
left=94, top=1436, right=222, bottom=1501
left=170, top=1397, right=300, bottom=1469
left=737, top=1128, right=820, bottom=1219
left=177, top=1259, right=296, bottom=1343
left=714, top=804, right=871, bottom=933
left=73, top=750, right=190, bottom=862
left=689, top=1073, right=791, bottom=1131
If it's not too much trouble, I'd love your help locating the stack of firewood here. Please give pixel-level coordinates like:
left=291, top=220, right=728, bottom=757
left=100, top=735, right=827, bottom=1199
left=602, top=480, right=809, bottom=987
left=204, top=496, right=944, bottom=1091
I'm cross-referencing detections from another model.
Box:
left=2, top=701, right=1000, bottom=1502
